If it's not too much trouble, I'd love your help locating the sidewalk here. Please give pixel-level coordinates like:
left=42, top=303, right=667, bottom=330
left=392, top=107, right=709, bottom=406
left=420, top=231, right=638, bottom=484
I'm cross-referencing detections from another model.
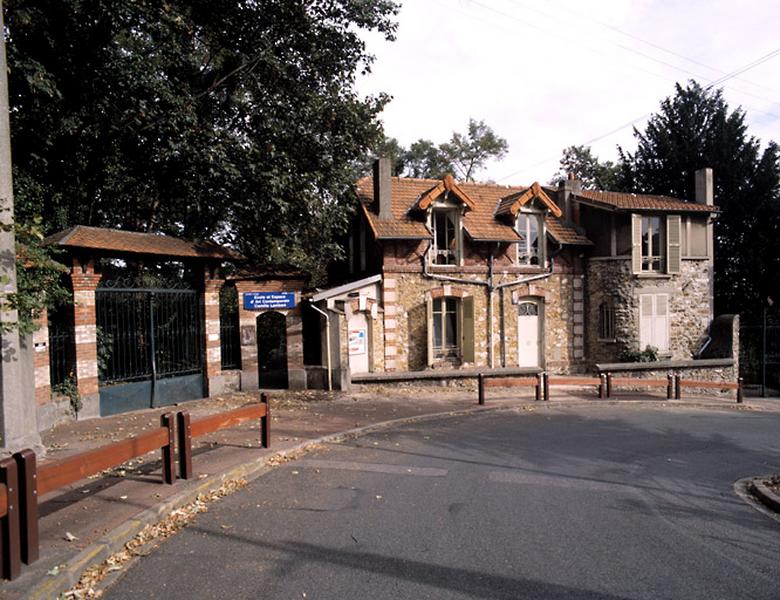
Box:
left=1, top=385, right=776, bottom=599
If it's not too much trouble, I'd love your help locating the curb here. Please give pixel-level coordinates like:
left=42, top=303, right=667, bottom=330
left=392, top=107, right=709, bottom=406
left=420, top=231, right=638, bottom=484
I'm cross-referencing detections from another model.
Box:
left=750, top=477, right=780, bottom=513
left=22, top=398, right=771, bottom=598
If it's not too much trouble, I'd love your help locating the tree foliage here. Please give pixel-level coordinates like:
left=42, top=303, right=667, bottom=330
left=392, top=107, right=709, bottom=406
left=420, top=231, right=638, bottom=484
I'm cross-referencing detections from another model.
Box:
left=6, top=0, right=399, bottom=283
left=550, top=145, right=623, bottom=190
left=619, top=81, right=780, bottom=319
left=374, top=118, right=508, bottom=181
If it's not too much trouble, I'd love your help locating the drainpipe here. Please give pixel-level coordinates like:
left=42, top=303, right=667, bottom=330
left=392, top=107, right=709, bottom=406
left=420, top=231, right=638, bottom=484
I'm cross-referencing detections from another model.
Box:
left=488, top=248, right=495, bottom=368
left=309, top=303, right=332, bottom=391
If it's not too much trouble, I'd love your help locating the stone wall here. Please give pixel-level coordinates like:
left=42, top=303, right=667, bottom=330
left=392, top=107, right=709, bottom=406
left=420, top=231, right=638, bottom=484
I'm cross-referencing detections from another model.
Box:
left=585, top=257, right=713, bottom=366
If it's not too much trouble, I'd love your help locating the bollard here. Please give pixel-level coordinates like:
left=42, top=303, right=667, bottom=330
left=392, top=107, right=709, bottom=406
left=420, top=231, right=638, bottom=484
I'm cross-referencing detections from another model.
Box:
left=161, top=413, right=176, bottom=485
left=0, top=458, right=20, bottom=580
left=666, top=374, right=674, bottom=400
left=261, top=393, right=271, bottom=448
left=674, top=375, right=681, bottom=400
left=543, top=372, right=550, bottom=402
left=478, top=374, right=485, bottom=405
left=606, top=372, right=613, bottom=398
left=598, top=374, right=606, bottom=399
left=737, top=377, right=743, bottom=404
left=535, top=373, right=542, bottom=402
left=13, top=450, right=38, bottom=565
left=177, top=411, right=193, bottom=480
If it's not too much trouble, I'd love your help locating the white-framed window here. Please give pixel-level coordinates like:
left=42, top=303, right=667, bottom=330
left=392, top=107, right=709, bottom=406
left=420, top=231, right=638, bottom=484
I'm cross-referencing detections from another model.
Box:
left=431, top=208, right=459, bottom=265
left=639, top=293, right=670, bottom=352
left=598, top=301, right=616, bottom=340
left=641, top=216, right=664, bottom=272
left=632, top=214, right=682, bottom=275
left=516, top=212, right=544, bottom=266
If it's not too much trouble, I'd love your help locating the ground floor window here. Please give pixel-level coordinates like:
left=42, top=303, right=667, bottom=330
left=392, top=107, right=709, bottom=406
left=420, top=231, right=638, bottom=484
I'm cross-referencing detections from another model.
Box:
left=432, top=297, right=459, bottom=359
left=598, top=301, right=616, bottom=341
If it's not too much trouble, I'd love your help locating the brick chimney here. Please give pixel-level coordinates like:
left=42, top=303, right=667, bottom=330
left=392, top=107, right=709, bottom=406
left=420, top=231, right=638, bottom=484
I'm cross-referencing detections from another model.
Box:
left=373, top=157, right=393, bottom=220
left=557, top=172, right=581, bottom=224
left=694, top=168, right=713, bottom=205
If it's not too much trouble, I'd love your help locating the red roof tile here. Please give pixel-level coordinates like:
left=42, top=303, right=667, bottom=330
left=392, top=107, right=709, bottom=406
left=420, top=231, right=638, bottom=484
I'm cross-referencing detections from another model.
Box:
left=545, top=217, right=592, bottom=246
left=44, top=226, right=242, bottom=260
left=576, top=190, right=718, bottom=213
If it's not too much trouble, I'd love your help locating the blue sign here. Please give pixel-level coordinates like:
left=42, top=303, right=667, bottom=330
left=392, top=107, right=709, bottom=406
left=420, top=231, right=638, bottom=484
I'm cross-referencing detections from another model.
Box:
left=243, top=292, right=296, bottom=310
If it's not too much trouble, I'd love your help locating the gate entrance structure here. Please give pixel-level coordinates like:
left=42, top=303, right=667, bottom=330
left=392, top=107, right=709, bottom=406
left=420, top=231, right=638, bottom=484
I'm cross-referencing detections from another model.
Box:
left=257, top=311, right=288, bottom=389
left=97, top=283, right=203, bottom=415
left=39, top=226, right=241, bottom=420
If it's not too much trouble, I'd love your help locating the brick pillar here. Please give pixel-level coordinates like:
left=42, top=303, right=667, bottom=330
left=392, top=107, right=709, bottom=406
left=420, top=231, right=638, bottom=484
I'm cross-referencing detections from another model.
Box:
left=32, top=310, right=50, bottom=407
left=203, top=267, right=225, bottom=397
left=234, top=281, right=259, bottom=390
left=572, top=275, right=585, bottom=363
left=70, top=257, right=102, bottom=418
left=382, top=276, right=397, bottom=372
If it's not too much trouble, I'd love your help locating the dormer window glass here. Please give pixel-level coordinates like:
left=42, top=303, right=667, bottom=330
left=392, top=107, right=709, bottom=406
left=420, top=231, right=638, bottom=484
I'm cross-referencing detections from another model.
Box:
left=432, top=209, right=459, bottom=265
left=517, top=212, right=543, bottom=266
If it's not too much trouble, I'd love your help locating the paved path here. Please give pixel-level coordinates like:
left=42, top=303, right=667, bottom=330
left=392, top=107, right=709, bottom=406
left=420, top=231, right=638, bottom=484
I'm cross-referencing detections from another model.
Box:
left=106, top=405, right=780, bottom=599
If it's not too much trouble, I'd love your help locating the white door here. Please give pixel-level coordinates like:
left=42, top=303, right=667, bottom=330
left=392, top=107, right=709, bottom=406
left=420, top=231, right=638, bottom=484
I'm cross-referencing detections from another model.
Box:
left=517, top=301, right=541, bottom=367
left=348, top=313, right=370, bottom=374
left=639, top=294, right=669, bottom=352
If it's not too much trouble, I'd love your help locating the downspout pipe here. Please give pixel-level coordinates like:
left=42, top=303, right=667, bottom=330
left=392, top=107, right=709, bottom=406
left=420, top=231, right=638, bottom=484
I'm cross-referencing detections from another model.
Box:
left=309, top=303, right=333, bottom=391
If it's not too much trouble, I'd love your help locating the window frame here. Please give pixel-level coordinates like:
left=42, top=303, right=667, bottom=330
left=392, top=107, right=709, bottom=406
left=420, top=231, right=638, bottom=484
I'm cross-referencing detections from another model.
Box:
left=431, top=297, right=460, bottom=360
left=640, top=215, right=664, bottom=272
left=429, top=201, right=462, bottom=266
left=516, top=209, right=545, bottom=267
left=598, top=300, right=616, bottom=342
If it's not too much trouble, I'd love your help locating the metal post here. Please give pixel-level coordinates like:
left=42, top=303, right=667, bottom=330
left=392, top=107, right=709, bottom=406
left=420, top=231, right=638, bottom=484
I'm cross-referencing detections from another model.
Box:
left=0, top=457, right=20, bottom=580
left=176, top=411, right=193, bottom=480
left=13, top=450, right=37, bottom=565
left=477, top=374, right=485, bottom=405
left=762, top=306, right=767, bottom=397
left=149, top=293, right=158, bottom=407
left=535, top=373, right=542, bottom=402
left=598, top=374, right=605, bottom=399
left=667, top=374, right=674, bottom=400
left=161, top=412, right=176, bottom=485
left=260, top=393, right=271, bottom=448
left=737, top=377, right=743, bottom=404
left=606, top=373, right=612, bottom=398
left=674, top=375, right=681, bottom=400
left=543, top=372, right=549, bottom=402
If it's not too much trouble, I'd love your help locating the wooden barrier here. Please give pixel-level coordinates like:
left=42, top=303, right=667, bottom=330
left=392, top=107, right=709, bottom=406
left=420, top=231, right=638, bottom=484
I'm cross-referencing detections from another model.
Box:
left=0, top=459, right=19, bottom=580
left=604, top=373, right=673, bottom=399
left=545, top=376, right=605, bottom=401
left=477, top=374, right=542, bottom=405
left=178, top=395, right=270, bottom=480
left=603, top=372, right=742, bottom=403
left=676, top=376, right=743, bottom=402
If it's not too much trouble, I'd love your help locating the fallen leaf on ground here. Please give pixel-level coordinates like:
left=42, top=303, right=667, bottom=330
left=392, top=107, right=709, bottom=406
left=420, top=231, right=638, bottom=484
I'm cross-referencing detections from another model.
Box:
left=64, top=532, right=78, bottom=542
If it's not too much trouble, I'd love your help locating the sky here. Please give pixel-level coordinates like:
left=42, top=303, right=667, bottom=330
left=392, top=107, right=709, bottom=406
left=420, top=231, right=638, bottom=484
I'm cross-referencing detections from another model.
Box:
left=355, top=0, right=780, bottom=185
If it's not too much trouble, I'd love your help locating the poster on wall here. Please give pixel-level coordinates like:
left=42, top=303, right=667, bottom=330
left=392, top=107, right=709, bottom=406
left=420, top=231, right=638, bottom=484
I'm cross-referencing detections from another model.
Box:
left=348, top=329, right=367, bottom=355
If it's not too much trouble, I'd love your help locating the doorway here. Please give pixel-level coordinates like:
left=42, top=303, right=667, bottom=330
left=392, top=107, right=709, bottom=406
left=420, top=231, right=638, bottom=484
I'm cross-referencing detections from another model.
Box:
left=517, top=300, right=542, bottom=367
left=257, top=311, right=288, bottom=389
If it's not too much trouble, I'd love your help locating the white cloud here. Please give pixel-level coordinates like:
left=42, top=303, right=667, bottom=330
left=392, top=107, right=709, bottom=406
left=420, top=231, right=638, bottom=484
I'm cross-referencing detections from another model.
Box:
left=357, top=0, right=780, bottom=184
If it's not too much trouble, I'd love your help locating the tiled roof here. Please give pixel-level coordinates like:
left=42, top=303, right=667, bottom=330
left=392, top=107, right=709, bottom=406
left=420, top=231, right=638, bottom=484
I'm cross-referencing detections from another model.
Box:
left=575, top=190, right=718, bottom=213
left=545, top=217, right=592, bottom=246
left=44, top=225, right=242, bottom=260
left=494, top=182, right=562, bottom=219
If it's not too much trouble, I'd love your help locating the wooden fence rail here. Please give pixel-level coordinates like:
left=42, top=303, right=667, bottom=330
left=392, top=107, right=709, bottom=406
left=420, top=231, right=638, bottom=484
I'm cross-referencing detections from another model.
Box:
left=477, top=374, right=542, bottom=404
left=2, top=396, right=272, bottom=581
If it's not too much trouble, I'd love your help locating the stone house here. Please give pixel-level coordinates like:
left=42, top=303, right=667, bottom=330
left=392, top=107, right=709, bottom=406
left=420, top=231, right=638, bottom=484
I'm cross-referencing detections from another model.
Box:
left=318, top=159, right=719, bottom=377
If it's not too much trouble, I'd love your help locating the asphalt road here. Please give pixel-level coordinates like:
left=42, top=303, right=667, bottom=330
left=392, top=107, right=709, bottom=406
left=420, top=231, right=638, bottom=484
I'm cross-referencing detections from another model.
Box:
left=107, top=405, right=780, bottom=600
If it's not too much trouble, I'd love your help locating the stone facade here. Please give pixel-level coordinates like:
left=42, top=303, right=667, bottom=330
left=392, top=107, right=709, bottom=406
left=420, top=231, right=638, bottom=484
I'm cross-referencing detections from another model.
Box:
left=585, top=258, right=713, bottom=366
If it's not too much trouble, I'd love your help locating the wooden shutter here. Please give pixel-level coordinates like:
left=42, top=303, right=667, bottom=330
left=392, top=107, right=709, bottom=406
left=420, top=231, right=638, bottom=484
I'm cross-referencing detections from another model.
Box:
left=666, top=215, right=681, bottom=274
left=639, top=294, right=652, bottom=350
left=426, top=295, right=434, bottom=367
left=654, top=294, right=670, bottom=352
left=461, top=296, right=475, bottom=363
left=631, top=214, right=642, bottom=274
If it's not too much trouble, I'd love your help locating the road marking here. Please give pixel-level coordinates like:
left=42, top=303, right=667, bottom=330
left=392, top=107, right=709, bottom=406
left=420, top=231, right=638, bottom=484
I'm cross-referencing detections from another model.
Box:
left=297, top=459, right=448, bottom=477
left=488, top=471, right=635, bottom=492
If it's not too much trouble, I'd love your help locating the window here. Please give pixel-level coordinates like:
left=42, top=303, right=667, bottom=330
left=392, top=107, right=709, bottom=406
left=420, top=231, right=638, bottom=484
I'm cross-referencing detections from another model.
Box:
left=639, top=294, right=669, bottom=353
left=432, top=297, right=459, bottom=359
left=431, top=209, right=459, bottom=265
left=426, top=295, right=475, bottom=365
left=641, top=216, right=663, bottom=272
left=631, top=214, right=681, bottom=275
left=517, top=212, right=543, bottom=266
left=598, top=301, right=615, bottom=340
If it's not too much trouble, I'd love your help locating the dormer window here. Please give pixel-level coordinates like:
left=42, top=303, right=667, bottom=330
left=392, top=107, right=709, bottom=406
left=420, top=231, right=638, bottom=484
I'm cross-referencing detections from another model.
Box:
left=517, top=212, right=544, bottom=266
left=431, top=207, right=460, bottom=265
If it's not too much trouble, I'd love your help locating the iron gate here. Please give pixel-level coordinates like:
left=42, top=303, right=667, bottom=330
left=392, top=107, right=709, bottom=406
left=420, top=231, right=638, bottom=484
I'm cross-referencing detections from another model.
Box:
left=740, top=311, right=780, bottom=396
left=96, top=287, right=203, bottom=416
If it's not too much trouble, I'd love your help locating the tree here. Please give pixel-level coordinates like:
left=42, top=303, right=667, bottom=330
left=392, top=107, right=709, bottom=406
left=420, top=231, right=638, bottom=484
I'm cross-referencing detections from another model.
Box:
left=440, top=118, right=508, bottom=181
left=371, top=118, right=508, bottom=181
left=6, top=0, right=399, bottom=283
left=619, top=81, right=780, bottom=319
left=550, top=145, right=623, bottom=190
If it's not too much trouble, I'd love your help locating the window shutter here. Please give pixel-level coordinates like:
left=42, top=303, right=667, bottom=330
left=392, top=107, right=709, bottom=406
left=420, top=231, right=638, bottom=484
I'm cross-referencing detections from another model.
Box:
left=426, top=295, right=434, bottom=367
left=461, top=296, right=475, bottom=363
left=631, top=214, right=642, bottom=274
left=666, top=215, right=681, bottom=274
left=654, top=294, right=670, bottom=352
left=639, top=294, right=652, bottom=350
